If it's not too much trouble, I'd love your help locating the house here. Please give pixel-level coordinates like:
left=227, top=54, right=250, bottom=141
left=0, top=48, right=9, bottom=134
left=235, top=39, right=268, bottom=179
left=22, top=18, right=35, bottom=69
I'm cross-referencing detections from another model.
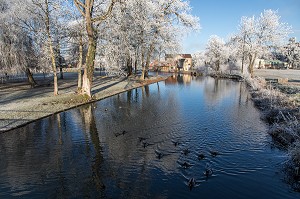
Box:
left=254, top=59, right=288, bottom=69
left=165, top=54, right=192, bottom=72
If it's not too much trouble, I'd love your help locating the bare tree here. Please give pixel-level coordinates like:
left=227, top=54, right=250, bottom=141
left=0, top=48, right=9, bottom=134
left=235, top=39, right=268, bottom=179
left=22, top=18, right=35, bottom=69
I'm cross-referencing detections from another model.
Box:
left=73, top=0, right=117, bottom=98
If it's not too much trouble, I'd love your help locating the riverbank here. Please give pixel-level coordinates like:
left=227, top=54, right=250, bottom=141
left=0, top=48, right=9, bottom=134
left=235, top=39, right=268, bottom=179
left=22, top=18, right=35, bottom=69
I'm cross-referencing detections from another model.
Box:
left=0, top=74, right=168, bottom=133
left=246, top=75, right=300, bottom=189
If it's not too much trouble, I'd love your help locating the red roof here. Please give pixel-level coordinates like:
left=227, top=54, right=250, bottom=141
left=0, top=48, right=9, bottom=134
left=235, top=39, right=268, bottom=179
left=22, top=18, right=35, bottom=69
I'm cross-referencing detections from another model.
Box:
left=165, top=54, right=192, bottom=59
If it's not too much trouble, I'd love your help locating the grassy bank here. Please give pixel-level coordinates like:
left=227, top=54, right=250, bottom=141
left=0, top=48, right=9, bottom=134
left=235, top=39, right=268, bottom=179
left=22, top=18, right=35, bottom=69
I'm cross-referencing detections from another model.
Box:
left=246, top=77, right=300, bottom=190
left=0, top=75, right=168, bottom=133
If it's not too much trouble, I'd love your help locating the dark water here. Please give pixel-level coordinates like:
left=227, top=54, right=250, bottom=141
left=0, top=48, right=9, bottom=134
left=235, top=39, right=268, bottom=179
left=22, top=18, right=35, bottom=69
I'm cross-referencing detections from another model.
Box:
left=0, top=75, right=299, bottom=198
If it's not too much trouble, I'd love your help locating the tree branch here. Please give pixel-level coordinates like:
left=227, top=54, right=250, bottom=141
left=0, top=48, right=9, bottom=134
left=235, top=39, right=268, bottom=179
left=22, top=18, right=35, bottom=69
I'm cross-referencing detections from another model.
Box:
left=74, top=0, right=86, bottom=18
left=91, top=0, right=116, bottom=23
left=74, top=0, right=85, bottom=9
left=89, top=0, right=94, bottom=12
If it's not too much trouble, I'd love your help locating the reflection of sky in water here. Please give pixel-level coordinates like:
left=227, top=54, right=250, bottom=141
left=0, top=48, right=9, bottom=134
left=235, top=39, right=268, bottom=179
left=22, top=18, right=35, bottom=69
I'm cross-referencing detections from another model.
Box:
left=0, top=75, right=299, bottom=199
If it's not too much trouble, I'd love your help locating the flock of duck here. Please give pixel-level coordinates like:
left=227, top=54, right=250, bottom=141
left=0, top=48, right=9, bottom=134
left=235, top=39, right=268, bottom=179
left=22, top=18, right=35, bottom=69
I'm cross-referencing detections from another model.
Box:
left=114, top=129, right=220, bottom=191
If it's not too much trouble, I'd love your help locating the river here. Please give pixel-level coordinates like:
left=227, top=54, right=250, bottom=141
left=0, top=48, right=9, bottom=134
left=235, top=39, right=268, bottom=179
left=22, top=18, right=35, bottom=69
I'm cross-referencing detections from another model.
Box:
left=0, top=75, right=299, bottom=198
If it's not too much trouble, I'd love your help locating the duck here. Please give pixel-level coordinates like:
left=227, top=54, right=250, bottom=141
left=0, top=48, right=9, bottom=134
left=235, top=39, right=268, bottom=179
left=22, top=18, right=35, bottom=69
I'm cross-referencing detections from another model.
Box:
left=198, top=153, right=205, bottom=160
left=142, top=141, right=148, bottom=148
left=114, top=130, right=128, bottom=137
left=155, top=150, right=163, bottom=159
left=142, top=141, right=153, bottom=148
left=188, top=178, right=196, bottom=190
left=210, top=150, right=219, bottom=157
left=171, top=140, right=180, bottom=147
left=181, top=161, right=193, bottom=169
left=182, top=149, right=191, bottom=156
left=204, top=168, right=213, bottom=177
left=204, top=163, right=213, bottom=177
left=138, top=137, right=148, bottom=142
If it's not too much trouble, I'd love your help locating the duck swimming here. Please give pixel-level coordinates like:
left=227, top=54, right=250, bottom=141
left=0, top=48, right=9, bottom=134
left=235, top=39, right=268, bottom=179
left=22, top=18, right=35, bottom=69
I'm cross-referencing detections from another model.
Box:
left=181, top=161, right=193, bottom=169
left=210, top=150, right=219, bottom=157
left=114, top=130, right=128, bottom=137
left=155, top=150, right=163, bottom=159
left=188, top=178, right=196, bottom=190
left=182, top=149, right=191, bottom=156
left=138, top=137, right=148, bottom=142
left=204, top=163, right=213, bottom=177
left=171, top=140, right=180, bottom=147
left=204, top=168, right=213, bottom=177
left=198, top=153, right=205, bottom=160
left=142, top=141, right=153, bottom=148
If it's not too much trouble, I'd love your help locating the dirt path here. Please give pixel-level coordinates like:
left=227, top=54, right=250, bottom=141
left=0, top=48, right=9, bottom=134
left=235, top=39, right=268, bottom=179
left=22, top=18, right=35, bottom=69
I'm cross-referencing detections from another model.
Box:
left=0, top=74, right=167, bottom=133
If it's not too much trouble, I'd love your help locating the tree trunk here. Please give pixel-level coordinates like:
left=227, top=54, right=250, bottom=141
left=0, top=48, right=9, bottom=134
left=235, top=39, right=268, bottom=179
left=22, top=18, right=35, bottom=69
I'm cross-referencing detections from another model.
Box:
left=74, top=0, right=116, bottom=98
left=82, top=30, right=97, bottom=98
left=25, top=67, right=37, bottom=88
left=134, top=58, right=137, bottom=75
left=248, top=53, right=256, bottom=78
left=216, top=60, right=220, bottom=73
left=45, top=0, right=58, bottom=96
left=82, top=45, right=95, bottom=98
left=60, top=67, right=63, bottom=79
left=127, top=56, right=132, bottom=76
left=57, top=40, right=63, bottom=79
left=140, top=46, right=145, bottom=80
left=144, top=43, right=155, bottom=79
left=77, top=34, right=83, bottom=92
left=81, top=1, right=98, bottom=98
left=48, top=40, right=58, bottom=95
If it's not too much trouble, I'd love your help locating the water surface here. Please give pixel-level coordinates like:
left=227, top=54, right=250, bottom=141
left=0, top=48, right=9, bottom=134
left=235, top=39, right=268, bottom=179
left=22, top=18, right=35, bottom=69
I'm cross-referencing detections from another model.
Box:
left=0, top=75, right=298, bottom=198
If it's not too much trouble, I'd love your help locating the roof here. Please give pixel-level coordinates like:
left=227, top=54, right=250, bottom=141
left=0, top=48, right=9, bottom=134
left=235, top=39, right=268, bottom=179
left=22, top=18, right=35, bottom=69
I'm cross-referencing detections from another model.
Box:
left=180, top=54, right=192, bottom=58
left=165, top=54, right=192, bottom=59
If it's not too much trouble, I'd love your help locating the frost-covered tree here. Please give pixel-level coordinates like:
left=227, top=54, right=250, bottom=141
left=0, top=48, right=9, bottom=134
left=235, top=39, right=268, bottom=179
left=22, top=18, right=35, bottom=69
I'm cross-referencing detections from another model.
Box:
left=281, top=37, right=300, bottom=69
left=99, top=0, right=199, bottom=79
left=192, top=51, right=206, bottom=68
left=0, top=0, right=40, bottom=86
left=64, top=11, right=88, bottom=91
left=29, top=0, right=69, bottom=95
left=205, top=35, right=229, bottom=72
left=73, top=0, right=118, bottom=98
left=236, top=10, right=292, bottom=77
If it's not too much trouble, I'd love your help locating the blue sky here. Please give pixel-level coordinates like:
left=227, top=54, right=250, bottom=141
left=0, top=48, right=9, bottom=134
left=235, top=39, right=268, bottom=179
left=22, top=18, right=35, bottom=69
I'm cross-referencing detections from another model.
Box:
left=182, top=0, right=300, bottom=54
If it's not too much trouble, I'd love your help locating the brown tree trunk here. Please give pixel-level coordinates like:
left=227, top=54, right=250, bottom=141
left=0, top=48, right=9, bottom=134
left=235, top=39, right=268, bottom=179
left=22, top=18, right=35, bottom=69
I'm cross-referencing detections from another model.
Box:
left=134, top=58, right=137, bottom=75
left=216, top=60, right=220, bottom=73
left=140, top=50, right=145, bottom=80
left=80, top=0, right=98, bottom=98
left=77, top=34, right=83, bottom=92
left=25, top=67, right=37, bottom=88
left=45, top=0, right=58, bottom=96
left=127, top=56, right=132, bottom=76
left=60, top=67, right=63, bottom=79
left=82, top=36, right=97, bottom=98
left=144, top=43, right=155, bottom=79
left=57, top=40, right=63, bottom=79
left=248, top=53, right=256, bottom=78
left=74, top=0, right=116, bottom=98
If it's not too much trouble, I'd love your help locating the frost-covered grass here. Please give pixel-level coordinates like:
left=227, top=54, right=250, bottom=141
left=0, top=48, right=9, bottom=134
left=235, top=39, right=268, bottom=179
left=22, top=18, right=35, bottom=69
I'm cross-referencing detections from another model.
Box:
left=247, top=77, right=300, bottom=171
